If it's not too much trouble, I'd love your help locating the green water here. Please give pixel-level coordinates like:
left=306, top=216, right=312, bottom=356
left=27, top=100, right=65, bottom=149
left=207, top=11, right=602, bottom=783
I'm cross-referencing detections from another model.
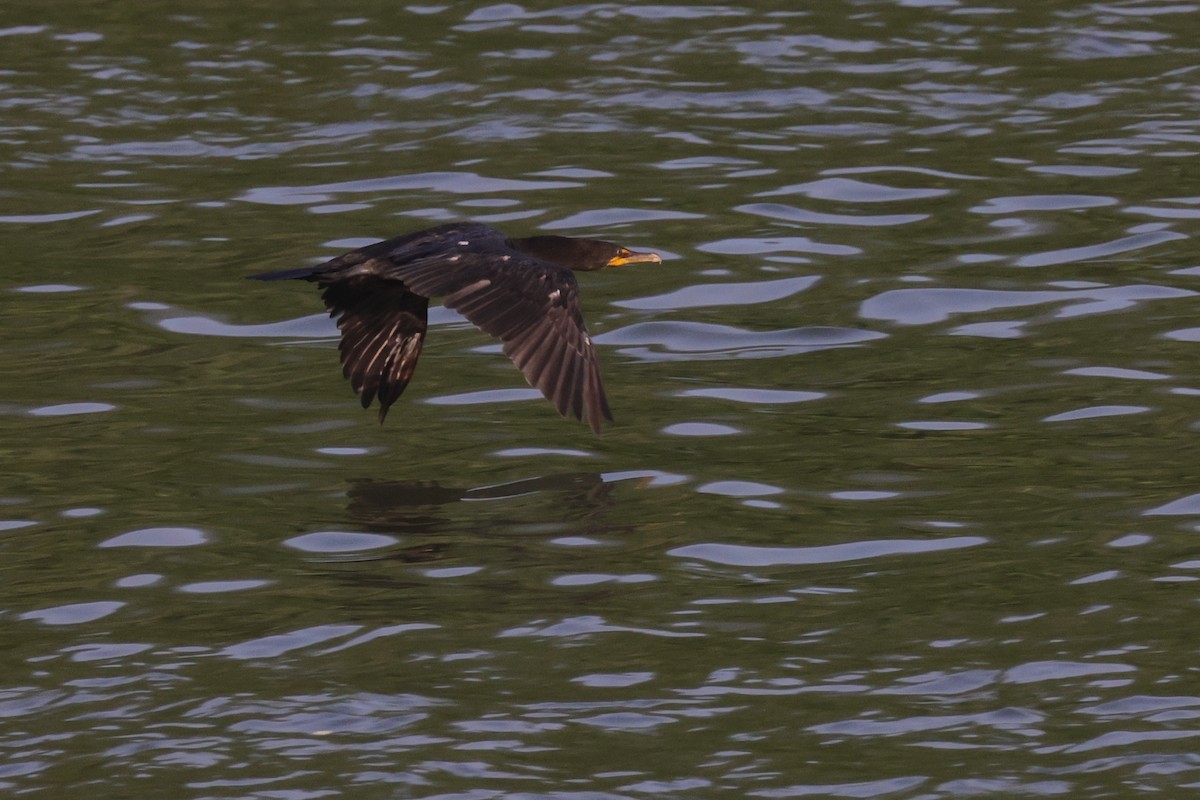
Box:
left=4, top=2, right=1200, bottom=797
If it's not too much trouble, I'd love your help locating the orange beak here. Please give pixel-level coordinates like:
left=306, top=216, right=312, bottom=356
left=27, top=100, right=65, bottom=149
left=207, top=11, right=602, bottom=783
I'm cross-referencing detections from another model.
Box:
left=605, top=250, right=663, bottom=268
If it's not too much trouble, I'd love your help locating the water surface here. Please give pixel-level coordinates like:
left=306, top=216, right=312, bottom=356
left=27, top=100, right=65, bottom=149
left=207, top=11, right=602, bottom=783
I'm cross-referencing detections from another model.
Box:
left=4, top=2, right=1200, bottom=797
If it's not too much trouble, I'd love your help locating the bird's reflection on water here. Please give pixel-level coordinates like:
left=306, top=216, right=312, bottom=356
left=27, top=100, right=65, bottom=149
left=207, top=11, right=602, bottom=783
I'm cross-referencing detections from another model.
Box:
left=335, top=472, right=628, bottom=563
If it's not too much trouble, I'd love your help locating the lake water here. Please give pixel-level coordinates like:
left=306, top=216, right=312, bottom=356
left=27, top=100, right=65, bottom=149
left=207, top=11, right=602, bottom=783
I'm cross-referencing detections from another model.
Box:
left=4, top=2, right=1200, bottom=797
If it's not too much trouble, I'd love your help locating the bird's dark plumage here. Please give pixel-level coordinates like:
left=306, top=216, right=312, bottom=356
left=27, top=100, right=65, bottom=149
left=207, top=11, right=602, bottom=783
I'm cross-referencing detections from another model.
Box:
left=250, top=221, right=662, bottom=433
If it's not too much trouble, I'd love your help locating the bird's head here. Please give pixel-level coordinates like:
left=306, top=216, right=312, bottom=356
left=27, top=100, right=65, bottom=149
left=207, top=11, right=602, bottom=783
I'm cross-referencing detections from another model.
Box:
left=510, top=235, right=663, bottom=272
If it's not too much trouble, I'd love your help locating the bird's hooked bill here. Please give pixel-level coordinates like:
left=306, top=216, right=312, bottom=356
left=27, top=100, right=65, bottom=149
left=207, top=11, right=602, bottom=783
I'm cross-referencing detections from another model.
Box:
left=605, top=250, right=663, bottom=268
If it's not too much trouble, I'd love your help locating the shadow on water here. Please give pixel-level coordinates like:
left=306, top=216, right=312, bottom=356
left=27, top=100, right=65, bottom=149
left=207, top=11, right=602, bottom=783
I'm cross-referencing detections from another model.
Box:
left=346, top=473, right=619, bottom=536
left=319, top=473, right=631, bottom=568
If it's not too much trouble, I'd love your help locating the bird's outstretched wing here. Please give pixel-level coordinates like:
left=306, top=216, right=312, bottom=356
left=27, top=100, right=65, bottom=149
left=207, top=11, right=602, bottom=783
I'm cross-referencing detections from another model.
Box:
left=391, top=250, right=613, bottom=433
left=317, top=273, right=429, bottom=422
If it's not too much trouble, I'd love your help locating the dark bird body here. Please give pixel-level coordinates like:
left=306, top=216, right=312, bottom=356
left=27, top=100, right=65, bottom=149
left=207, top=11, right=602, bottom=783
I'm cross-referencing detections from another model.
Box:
left=250, top=222, right=662, bottom=432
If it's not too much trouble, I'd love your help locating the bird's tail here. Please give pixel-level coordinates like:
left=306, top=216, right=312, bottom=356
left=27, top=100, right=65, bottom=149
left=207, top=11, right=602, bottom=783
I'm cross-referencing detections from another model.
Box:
left=247, top=265, right=325, bottom=282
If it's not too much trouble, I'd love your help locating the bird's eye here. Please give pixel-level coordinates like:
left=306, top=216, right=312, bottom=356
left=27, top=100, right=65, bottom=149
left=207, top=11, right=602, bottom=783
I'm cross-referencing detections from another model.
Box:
left=618, top=248, right=631, bottom=256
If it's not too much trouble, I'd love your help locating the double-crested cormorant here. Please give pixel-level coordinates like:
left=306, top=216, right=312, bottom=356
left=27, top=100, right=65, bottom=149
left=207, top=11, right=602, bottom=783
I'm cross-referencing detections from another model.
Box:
left=250, top=221, right=662, bottom=433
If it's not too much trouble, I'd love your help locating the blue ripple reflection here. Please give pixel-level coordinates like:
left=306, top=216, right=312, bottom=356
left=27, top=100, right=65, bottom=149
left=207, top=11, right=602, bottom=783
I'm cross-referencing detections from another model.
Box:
left=672, top=537, right=987, bottom=567
left=615, top=276, right=819, bottom=310
left=679, top=387, right=825, bottom=404
left=239, top=171, right=582, bottom=206
left=599, top=322, right=885, bottom=361
left=861, top=284, right=1193, bottom=326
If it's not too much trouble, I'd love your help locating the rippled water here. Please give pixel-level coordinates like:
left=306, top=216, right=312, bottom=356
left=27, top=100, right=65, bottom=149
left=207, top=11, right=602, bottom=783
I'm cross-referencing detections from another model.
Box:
left=4, top=2, right=1200, bottom=797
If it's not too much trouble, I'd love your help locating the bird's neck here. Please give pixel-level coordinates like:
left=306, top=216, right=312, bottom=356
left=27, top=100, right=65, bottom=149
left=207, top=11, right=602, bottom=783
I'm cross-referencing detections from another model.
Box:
left=507, top=236, right=575, bottom=267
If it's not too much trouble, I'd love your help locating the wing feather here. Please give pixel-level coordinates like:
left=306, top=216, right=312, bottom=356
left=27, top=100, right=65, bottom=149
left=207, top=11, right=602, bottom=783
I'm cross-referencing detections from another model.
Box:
left=389, top=250, right=611, bottom=430
left=319, top=276, right=429, bottom=422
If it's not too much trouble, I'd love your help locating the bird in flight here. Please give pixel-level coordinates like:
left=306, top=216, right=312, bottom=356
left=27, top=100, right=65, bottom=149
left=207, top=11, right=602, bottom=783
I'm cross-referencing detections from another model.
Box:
left=250, top=221, right=662, bottom=433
